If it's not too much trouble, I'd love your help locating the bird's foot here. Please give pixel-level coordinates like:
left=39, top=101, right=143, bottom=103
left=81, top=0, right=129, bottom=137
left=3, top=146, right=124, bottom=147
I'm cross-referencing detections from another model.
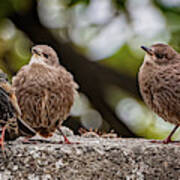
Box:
left=21, top=137, right=37, bottom=144
left=59, top=134, right=72, bottom=144
left=57, top=127, right=80, bottom=144
left=57, top=127, right=72, bottom=144
left=150, top=125, right=180, bottom=144
left=59, top=134, right=80, bottom=144
left=162, top=136, right=172, bottom=144
left=149, top=139, right=180, bottom=144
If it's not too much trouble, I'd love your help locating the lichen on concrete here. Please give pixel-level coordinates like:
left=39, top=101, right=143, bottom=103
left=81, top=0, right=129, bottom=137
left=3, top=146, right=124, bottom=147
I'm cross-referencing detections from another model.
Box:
left=0, top=130, right=180, bottom=179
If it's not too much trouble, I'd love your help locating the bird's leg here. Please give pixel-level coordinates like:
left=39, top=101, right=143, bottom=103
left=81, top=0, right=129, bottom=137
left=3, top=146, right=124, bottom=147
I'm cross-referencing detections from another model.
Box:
left=0, top=126, right=6, bottom=156
left=162, top=125, right=179, bottom=144
left=150, top=125, right=179, bottom=144
left=21, top=136, right=37, bottom=144
left=57, top=127, right=71, bottom=144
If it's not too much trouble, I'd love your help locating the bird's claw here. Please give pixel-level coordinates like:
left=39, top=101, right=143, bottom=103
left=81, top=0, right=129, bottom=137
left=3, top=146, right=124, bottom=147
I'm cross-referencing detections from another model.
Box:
left=149, top=139, right=180, bottom=144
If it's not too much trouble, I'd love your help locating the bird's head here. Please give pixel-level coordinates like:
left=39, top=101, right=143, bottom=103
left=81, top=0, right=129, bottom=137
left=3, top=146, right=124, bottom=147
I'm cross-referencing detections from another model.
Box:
left=141, top=43, right=178, bottom=65
left=30, top=45, right=59, bottom=66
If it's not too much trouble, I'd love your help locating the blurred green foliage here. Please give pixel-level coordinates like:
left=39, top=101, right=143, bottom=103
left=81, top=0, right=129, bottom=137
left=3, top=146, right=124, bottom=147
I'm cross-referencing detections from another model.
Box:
left=68, top=0, right=90, bottom=6
left=102, top=44, right=142, bottom=77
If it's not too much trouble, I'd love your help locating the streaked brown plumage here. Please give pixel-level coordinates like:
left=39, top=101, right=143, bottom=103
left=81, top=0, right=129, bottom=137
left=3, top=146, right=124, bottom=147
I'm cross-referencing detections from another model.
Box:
left=0, top=72, right=20, bottom=141
left=12, top=45, right=78, bottom=140
left=139, top=43, right=180, bottom=143
left=0, top=70, right=35, bottom=153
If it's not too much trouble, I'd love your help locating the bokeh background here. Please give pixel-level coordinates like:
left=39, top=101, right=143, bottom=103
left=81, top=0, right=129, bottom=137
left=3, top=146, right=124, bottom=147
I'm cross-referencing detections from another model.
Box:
left=0, top=0, right=180, bottom=139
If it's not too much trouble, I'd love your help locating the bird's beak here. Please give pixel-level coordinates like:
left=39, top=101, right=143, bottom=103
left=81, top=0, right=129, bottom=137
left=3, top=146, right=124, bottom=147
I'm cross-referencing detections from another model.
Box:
left=30, top=49, right=43, bottom=65
left=141, top=46, right=153, bottom=56
left=31, top=48, right=41, bottom=56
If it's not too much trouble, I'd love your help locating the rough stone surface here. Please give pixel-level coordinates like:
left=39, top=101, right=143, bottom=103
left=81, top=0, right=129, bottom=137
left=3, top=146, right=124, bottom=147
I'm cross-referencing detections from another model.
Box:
left=0, top=132, right=180, bottom=179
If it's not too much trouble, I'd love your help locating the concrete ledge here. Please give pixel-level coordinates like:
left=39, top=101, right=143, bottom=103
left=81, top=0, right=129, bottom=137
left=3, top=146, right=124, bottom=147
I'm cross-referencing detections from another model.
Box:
left=0, top=137, right=180, bottom=179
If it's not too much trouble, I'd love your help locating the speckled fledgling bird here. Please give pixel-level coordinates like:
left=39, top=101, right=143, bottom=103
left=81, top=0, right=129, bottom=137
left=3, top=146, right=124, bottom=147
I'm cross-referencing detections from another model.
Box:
left=139, top=43, right=180, bottom=144
left=0, top=70, right=36, bottom=153
left=12, top=45, right=78, bottom=143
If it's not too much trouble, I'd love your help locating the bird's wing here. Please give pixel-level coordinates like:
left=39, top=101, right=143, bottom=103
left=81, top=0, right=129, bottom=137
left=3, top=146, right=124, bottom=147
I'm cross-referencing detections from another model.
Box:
left=153, top=65, right=180, bottom=119
left=12, top=65, right=28, bottom=90
left=56, top=65, right=79, bottom=92
left=16, top=117, right=36, bottom=137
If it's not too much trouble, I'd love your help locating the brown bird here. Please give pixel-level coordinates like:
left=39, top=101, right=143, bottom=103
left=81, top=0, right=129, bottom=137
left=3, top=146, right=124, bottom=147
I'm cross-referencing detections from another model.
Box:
left=139, top=43, right=180, bottom=144
left=0, top=70, right=35, bottom=153
left=12, top=45, right=78, bottom=143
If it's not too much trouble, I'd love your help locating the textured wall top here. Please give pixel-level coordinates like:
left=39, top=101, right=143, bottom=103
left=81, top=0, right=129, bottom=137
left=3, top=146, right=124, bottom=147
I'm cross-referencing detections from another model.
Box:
left=0, top=133, right=180, bottom=180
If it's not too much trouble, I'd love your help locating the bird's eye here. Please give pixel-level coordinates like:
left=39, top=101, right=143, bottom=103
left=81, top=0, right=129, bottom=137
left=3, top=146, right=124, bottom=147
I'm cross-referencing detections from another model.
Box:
left=43, top=53, right=49, bottom=58
left=156, top=53, right=164, bottom=59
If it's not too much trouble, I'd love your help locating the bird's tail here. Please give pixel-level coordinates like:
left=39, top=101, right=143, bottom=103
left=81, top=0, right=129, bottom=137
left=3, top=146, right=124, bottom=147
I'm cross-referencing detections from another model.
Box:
left=17, top=117, right=36, bottom=137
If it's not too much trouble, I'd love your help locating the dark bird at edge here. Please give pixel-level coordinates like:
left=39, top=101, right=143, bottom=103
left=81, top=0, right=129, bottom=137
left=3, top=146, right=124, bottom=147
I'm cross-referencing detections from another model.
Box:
left=0, top=70, right=35, bottom=154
